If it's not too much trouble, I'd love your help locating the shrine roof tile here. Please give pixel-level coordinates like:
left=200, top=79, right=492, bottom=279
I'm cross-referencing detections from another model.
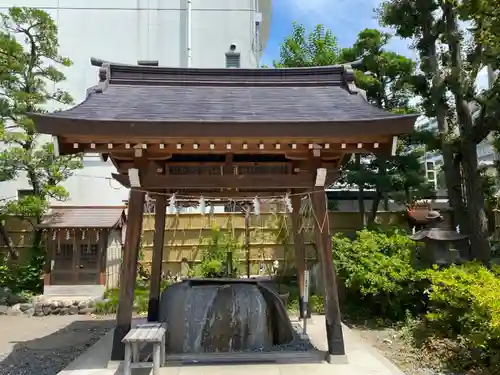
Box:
left=30, top=59, right=418, bottom=126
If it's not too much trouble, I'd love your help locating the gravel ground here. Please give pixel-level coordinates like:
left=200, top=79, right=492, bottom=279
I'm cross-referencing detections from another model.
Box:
left=351, top=325, right=465, bottom=375
left=0, top=315, right=114, bottom=375
left=271, top=322, right=315, bottom=352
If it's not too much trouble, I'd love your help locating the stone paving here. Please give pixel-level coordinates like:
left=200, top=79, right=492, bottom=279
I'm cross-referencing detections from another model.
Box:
left=0, top=314, right=407, bottom=375
left=0, top=314, right=114, bottom=375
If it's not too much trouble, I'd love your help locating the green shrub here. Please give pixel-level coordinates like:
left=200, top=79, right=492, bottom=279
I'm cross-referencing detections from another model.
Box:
left=309, top=294, right=325, bottom=314
left=332, top=229, right=425, bottom=320
left=423, top=263, right=500, bottom=370
left=94, top=279, right=174, bottom=315
left=0, top=251, right=44, bottom=295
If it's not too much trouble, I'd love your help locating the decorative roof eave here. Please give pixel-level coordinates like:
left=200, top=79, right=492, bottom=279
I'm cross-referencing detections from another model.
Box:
left=31, top=114, right=418, bottom=139
left=409, top=228, right=469, bottom=242
left=37, top=207, right=127, bottom=229
left=89, top=57, right=351, bottom=79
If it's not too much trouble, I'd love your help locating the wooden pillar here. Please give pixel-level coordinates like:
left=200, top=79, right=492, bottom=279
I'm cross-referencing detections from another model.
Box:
left=111, top=189, right=145, bottom=360
left=311, top=187, right=345, bottom=358
left=290, top=191, right=308, bottom=318
left=147, top=195, right=167, bottom=322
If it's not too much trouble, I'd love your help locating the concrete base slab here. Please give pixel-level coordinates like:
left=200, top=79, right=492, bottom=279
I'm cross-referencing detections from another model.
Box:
left=324, top=354, right=348, bottom=364
left=57, top=314, right=406, bottom=375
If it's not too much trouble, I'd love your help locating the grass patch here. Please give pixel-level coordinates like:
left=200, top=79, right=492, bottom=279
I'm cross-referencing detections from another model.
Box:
left=95, top=279, right=171, bottom=315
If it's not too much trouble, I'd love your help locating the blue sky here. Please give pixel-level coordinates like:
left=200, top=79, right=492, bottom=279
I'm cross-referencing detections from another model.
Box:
left=260, top=0, right=489, bottom=88
left=261, top=0, right=413, bottom=65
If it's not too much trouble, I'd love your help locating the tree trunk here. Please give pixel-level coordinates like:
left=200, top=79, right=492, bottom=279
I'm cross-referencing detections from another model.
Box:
left=355, top=154, right=366, bottom=227
left=368, top=190, right=382, bottom=226
left=0, top=220, right=17, bottom=260
left=442, top=148, right=468, bottom=232
left=420, top=13, right=468, bottom=237
left=443, top=2, right=491, bottom=262
left=461, top=140, right=491, bottom=262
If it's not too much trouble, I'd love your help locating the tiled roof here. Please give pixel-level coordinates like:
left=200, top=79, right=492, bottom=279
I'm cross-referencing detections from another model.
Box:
left=48, top=84, right=405, bottom=122
left=38, top=207, right=126, bottom=228
left=35, top=60, right=414, bottom=123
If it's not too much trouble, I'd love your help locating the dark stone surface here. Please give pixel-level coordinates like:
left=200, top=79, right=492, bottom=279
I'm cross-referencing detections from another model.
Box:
left=147, top=297, right=159, bottom=322
left=257, top=284, right=294, bottom=346
left=298, top=298, right=311, bottom=319
left=325, top=319, right=345, bottom=355
left=110, top=324, right=131, bottom=360
left=158, top=279, right=295, bottom=353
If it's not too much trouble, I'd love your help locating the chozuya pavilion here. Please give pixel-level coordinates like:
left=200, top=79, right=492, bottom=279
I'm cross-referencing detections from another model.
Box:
left=30, top=58, right=417, bottom=362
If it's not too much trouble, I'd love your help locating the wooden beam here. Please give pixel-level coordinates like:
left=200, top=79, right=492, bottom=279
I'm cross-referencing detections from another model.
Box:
left=112, top=173, right=314, bottom=189
left=147, top=195, right=166, bottom=322
left=162, top=191, right=289, bottom=198
left=310, top=187, right=345, bottom=358
left=111, top=189, right=145, bottom=360
left=59, top=139, right=391, bottom=156
left=291, top=190, right=308, bottom=319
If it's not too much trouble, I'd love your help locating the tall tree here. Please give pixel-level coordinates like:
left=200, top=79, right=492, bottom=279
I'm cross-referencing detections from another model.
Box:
left=380, top=0, right=498, bottom=262
left=0, top=7, right=82, bottom=259
left=338, top=28, right=432, bottom=224
left=275, top=24, right=430, bottom=225
left=273, top=23, right=341, bottom=67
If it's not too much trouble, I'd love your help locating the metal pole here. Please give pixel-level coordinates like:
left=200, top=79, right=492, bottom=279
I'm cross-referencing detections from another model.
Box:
left=187, top=0, right=192, bottom=67
left=245, top=205, right=251, bottom=278
left=302, top=269, right=310, bottom=335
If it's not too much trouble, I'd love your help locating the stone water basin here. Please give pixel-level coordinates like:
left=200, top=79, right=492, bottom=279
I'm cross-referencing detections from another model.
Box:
left=158, top=278, right=295, bottom=353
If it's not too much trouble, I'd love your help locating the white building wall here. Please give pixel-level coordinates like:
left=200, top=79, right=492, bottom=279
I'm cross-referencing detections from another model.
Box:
left=0, top=0, right=272, bottom=207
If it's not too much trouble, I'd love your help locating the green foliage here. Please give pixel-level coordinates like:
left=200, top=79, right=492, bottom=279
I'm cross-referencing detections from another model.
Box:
left=333, top=229, right=425, bottom=320
left=0, top=6, right=83, bottom=249
left=309, top=294, right=325, bottom=314
left=273, top=22, right=340, bottom=68
left=0, top=250, right=44, bottom=294
left=379, top=0, right=495, bottom=261
left=422, top=263, right=500, bottom=370
left=95, top=279, right=173, bottom=315
left=274, top=24, right=429, bottom=221
left=0, top=7, right=83, bottom=289
left=194, top=224, right=242, bottom=278
left=414, top=263, right=500, bottom=374
left=339, top=28, right=416, bottom=112
left=337, top=29, right=433, bottom=214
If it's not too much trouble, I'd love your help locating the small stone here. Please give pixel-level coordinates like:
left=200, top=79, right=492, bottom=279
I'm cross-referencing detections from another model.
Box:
left=51, top=308, right=61, bottom=315
left=72, top=301, right=80, bottom=306
left=382, top=338, right=393, bottom=345
left=59, top=307, right=69, bottom=315
left=42, top=306, right=51, bottom=315
left=34, top=308, right=45, bottom=317
left=78, top=307, right=95, bottom=315
left=69, top=306, right=79, bottom=315
left=58, top=301, right=66, bottom=308
left=19, top=303, right=33, bottom=312
left=0, top=305, right=8, bottom=315
left=24, top=308, right=34, bottom=316
left=78, top=300, right=88, bottom=308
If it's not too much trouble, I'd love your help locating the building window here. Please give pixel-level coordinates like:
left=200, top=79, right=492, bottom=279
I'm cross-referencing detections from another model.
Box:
left=17, top=189, right=34, bottom=200
left=225, top=52, right=241, bottom=68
